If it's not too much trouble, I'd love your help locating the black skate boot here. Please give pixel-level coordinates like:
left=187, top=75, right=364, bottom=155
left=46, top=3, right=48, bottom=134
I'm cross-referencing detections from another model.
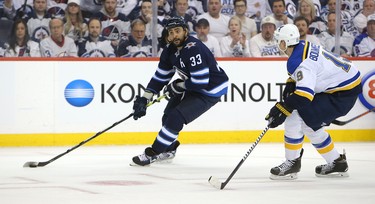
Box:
left=131, top=141, right=180, bottom=166
left=270, top=148, right=304, bottom=180
left=315, top=150, right=349, bottom=177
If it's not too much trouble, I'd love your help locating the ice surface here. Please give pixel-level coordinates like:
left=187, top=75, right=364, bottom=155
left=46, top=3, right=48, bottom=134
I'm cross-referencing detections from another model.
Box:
left=1, top=143, right=374, bottom=204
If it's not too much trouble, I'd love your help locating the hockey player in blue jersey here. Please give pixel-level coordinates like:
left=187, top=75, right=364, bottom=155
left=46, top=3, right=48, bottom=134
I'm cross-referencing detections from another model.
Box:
left=265, top=24, right=362, bottom=179
left=131, top=16, right=229, bottom=166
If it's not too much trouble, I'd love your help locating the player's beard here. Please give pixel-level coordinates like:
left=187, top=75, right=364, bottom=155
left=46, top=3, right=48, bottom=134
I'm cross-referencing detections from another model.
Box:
left=172, top=37, right=185, bottom=47
left=172, top=31, right=188, bottom=47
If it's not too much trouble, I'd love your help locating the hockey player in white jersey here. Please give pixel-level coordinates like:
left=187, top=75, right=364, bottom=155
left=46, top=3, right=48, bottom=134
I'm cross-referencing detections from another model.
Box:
left=265, top=24, right=362, bottom=179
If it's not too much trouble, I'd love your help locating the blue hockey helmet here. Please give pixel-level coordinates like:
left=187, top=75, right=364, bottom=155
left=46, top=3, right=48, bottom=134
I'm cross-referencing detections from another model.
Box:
left=165, top=16, right=188, bottom=31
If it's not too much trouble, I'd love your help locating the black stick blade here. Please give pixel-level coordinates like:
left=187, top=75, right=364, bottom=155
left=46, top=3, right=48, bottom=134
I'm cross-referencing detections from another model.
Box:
left=208, top=176, right=224, bottom=190
left=23, top=161, right=40, bottom=168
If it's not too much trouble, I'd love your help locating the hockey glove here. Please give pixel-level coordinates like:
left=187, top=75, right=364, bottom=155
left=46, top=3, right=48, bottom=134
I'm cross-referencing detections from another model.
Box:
left=164, top=79, right=185, bottom=98
left=133, top=91, right=154, bottom=120
left=283, top=77, right=296, bottom=101
left=265, top=102, right=293, bottom=128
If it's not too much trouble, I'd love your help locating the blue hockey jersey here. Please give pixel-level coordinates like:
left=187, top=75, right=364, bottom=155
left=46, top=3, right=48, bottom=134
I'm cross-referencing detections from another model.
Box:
left=146, top=36, right=229, bottom=98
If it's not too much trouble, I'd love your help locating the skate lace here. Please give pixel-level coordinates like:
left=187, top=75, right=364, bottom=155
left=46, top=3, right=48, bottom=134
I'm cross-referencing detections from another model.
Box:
left=278, top=160, right=295, bottom=171
left=157, top=150, right=176, bottom=160
left=321, top=162, right=335, bottom=171
left=138, top=153, right=151, bottom=162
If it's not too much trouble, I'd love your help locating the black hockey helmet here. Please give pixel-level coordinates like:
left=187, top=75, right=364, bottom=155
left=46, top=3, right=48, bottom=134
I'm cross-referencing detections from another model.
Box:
left=165, top=16, right=188, bottom=31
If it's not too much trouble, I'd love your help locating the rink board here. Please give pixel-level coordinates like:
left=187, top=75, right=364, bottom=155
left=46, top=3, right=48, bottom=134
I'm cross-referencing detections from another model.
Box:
left=0, top=58, right=374, bottom=146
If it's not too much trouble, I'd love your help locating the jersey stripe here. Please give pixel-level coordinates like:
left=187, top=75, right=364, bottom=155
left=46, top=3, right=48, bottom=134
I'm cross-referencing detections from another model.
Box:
left=294, top=86, right=314, bottom=101
left=325, top=71, right=362, bottom=93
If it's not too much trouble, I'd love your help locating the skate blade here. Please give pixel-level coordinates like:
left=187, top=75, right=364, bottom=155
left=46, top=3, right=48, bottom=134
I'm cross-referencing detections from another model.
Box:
left=129, top=161, right=151, bottom=167
left=129, top=159, right=173, bottom=166
left=315, top=172, right=349, bottom=178
left=270, top=173, right=298, bottom=180
left=155, top=158, right=174, bottom=164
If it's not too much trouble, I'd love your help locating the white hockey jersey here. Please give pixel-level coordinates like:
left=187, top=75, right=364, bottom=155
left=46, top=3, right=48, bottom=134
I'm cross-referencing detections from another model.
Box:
left=353, top=35, right=375, bottom=57
left=27, top=15, right=52, bottom=42
left=40, top=36, right=78, bottom=57
left=77, top=37, right=116, bottom=57
left=5, top=40, right=41, bottom=57
left=287, top=41, right=361, bottom=101
left=317, top=30, right=354, bottom=56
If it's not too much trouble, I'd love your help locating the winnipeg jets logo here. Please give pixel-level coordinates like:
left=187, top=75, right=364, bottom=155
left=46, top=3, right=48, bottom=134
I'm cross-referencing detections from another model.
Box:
left=185, top=42, right=196, bottom=49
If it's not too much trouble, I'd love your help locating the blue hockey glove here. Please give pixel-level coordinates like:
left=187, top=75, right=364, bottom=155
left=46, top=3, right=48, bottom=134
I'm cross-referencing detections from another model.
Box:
left=163, top=79, right=185, bottom=98
left=283, top=77, right=296, bottom=101
left=265, top=102, right=293, bottom=128
left=133, top=96, right=148, bottom=120
left=133, top=91, right=154, bottom=120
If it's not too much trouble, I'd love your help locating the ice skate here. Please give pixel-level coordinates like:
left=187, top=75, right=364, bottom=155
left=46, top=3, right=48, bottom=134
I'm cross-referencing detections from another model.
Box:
left=270, top=149, right=303, bottom=180
left=315, top=150, right=349, bottom=178
left=131, top=141, right=180, bottom=166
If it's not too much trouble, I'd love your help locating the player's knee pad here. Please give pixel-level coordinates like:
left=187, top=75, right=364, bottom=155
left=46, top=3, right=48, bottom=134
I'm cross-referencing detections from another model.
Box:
left=284, top=111, right=304, bottom=138
left=163, top=110, right=185, bottom=133
left=302, top=125, right=329, bottom=144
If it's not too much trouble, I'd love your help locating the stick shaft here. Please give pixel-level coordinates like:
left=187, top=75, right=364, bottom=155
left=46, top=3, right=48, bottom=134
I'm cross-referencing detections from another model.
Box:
left=332, top=107, right=375, bottom=126
left=25, top=94, right=166, bottom=167
left=220, top=125, right=269, bottom=189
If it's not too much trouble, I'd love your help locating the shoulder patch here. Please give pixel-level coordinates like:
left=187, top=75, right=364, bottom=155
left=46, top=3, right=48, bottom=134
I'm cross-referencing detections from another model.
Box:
left=185, top=42, right=197, bottom=49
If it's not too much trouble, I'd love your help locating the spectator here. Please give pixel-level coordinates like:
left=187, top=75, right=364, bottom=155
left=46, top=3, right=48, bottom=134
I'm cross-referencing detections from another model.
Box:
left=196, top=0, right=230, bottom=40
left=317, top=12, right=354, bottom=58
left=193, top=18, right=222, bottom=57
left=267, top=0, right=293, bottom=28
left=26, top=0, right=53, bottom=42
left=117, top=19, right=152, bottom=57
left=80, top=0, right=102, bottom=19
left=353, top=0, right=375, bottom=33
left=233, top=0, right=257, bottom=40
left=5, top=19, right=41, bottom=57
left=246, top=0, right=268, bottom=24
left=2, top=0, right=34, bottom=20
left=40, top=18, right=78, bottom=57
left=296, top=0, right=326, bottom=35
left=294, top=15, right=321, bottom=45
left=64, top=0, right=87, bottom=44
left=137, top=0, right=164, bottom=40
left=77, top=17, right=115, bottom=57
left=93, top=0, right=131, bottom=41
left=249, top=15, right=285, bottom=57
left=117, top=0, right=138, bottom=19
left=0, top=42, right=6, bottom=57
left=341, top=0, right=363, bottom=16
left=275, top=0, right=297, bottom=19
left=170, top=0, right=196, bottom=32
left=47, top=0, right=67, bottom=19
left=2, top=0, right=17, bottom=20
left=321, top=0, right=360, bottom=38
left=353, top=14, right=375, bottom=57
left=186, top=0, right=207, bottom=19
left=220, top=16, right=250, bottom=57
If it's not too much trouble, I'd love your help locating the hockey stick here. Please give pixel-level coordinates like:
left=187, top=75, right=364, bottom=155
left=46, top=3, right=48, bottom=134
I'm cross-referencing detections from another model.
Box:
left=331, top=107, right=375, bottom=126
left=208, top=124, right=270, bottom=190
left=23, top=94, right=167, bottom=168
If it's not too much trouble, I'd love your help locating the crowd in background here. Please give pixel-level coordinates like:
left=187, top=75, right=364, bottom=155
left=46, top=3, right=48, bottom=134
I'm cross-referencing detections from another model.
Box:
left=0, top=0, right=374, bottom=57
